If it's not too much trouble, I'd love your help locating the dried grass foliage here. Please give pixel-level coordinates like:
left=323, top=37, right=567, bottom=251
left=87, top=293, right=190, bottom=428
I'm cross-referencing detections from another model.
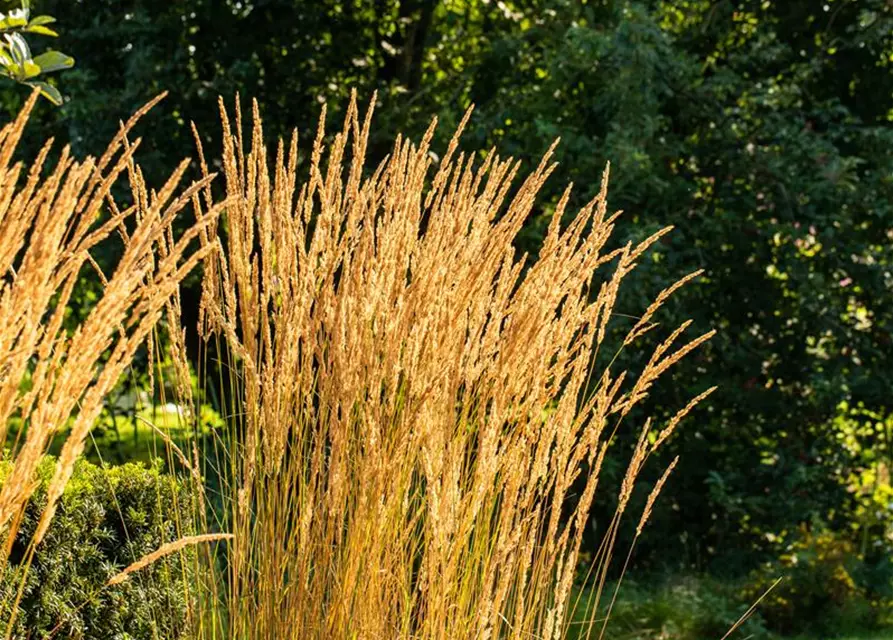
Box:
left=0, top=91, right=225, bottom=562
left=107, top=533, right=234, bottom=586
left=192, top=92, right=715, bottom=639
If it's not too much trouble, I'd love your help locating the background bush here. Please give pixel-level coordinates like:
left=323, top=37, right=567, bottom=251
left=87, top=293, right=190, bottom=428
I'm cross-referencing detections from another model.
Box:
left=568, top=575, right=773, bottom=640
left=743, top=526, right=893, bottom=636
left=0, top=456, right=196, bottom=640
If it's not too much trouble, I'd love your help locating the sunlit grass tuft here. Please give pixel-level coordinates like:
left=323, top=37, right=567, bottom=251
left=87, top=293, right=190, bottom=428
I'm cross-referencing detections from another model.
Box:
left=185, top=92, right=714, bottom=640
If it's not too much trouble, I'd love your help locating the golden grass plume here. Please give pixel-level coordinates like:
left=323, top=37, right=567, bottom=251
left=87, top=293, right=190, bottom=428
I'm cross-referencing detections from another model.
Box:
left=107, top=533, right=234, bottom=586
left=0, top=90, right=226, bottom=563
left=189, top=91, right=715, bottom=640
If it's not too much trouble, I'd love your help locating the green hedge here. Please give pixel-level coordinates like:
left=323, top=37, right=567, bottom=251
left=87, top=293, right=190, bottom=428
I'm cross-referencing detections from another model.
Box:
left=0, top=456, right=197, bottom=639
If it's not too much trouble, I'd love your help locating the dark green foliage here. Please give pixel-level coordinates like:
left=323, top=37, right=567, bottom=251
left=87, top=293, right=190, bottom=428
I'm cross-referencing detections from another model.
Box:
left=569, top=575, right=773, bottom=640
left=0, top=457, right=196, bottom=640
left=574, top=570, right=891, bottom=639
left=743, top=527, right=893, bottom=636
left=420, top=0, right=893, bottom=577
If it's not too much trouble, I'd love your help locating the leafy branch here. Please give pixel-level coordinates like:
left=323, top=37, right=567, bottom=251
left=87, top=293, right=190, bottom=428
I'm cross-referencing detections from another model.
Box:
left=0, top=1, right=73, bottom=105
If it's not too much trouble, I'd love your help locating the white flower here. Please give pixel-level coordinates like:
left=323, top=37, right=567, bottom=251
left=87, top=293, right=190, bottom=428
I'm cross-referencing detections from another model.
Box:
left=0, top=7, right=30, bottom=23
left=8, top=8, right=30, bottom=22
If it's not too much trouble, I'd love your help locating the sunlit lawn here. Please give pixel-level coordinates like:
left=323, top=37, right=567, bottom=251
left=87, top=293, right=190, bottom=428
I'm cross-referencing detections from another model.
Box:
left=5, top=401, right=222, bottom=466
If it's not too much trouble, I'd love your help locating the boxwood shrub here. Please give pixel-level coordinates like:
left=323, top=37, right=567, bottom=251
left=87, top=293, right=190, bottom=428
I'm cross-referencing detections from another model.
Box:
left=0, top=456, right=197, bottom=639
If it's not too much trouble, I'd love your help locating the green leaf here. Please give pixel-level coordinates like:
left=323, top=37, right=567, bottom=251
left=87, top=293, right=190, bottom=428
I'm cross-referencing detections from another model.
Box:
left=27, top=15, right=57, bottom=27
left=0, top=16, right=28, bottom=30
left=21, top=59, right=40, bottom=79
left=25, top=80, right=62, bottom=105
left=24, top=25, right=59, bottom=37
left=32, top=50, right=73, bottom=74
left=6, top=61, right=25, bottom=82
left=0, top=57, right=21, bottom=80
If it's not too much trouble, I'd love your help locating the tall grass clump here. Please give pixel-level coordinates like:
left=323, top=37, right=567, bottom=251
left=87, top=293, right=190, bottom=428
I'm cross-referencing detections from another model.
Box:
left=191, top=92, right=715, bottom=640
left=0, top=91, right=227, bottom=635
